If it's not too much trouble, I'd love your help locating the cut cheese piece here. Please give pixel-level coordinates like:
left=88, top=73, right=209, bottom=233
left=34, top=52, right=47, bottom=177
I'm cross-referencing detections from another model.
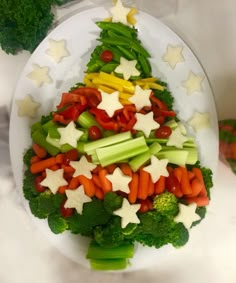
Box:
left=70, top=156, right=97, bottom=179
left=133, top=112, right=160, bottom=137
left=110, top=0, right=131, bottom=25
left=27, top=64, right=52, bottom=87
left=162, top=44, right=184, bottom=69
left=143, top=155, right=169, bottom=183
left=174, top=203, right=201, bottom=230
left=16, top=94, right=40, bottom=118
left=46, top=39, right=70, bottom=63
left=115, top=57, right=140, bottom=80
left=129, top=85, right=152, bottom=111
left=167, top=126, right=189, bottom=149
left=182, top=71, right=204, bottom=95
left=40, top=168, right=68, bottom=194
left=113, top=198, right=141, bottom=228
left=97, top=90, right=123, bottom=117
left=106, top=167, right=132, bottom=194
left=188, top=111, right=211, bottom=131
left=57, top=121, right=84, bottom=148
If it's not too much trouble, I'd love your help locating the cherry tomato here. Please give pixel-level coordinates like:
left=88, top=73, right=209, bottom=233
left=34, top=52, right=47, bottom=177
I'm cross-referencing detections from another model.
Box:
left=155, top=125, right=172, bottom=138
left=100, top=50, right=113, bottom=62
left=139, top=199, right=153, bottom=213
left=60, top=200, right=74, bottom=218
left=34, top=175, right=46, bottom=193
left=166, top=174, right=183, bottom=198
left=88, top=125, right=102, bottom=140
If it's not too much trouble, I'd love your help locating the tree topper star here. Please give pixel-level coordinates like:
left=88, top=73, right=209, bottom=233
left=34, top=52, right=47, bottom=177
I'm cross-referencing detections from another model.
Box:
left=16, top=94, right=40, bottom=118
left=40, top=168, right=68, bottom=194
left=113, top=198, right=141, bottom=228
left=57, top=121, right=84, bottom=148
left=110, top=0, right=131, bottom=25
left=115, top=57, right=140, bottom=80
left=106, top=167, right=132, bottom=194
left=143, top=156, right=169, bottom=183
left=129, top=85, right=152, bottom=111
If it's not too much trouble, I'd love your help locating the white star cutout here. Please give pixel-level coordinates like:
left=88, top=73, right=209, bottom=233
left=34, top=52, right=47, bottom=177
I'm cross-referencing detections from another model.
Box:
left=113, top=198, right=141, bottom=228
left=162, top=45, right=185, bottom=69
left=167, top=126, right=189, bottom=149
left=16, top=94, right=40, bottom=118
left=70, top=156, right=96, bottom=179
left=115, top=57, right=140, bottom=80
left=133, top=112, right=160, bottom=137
left=97, top=90, right=123, bottom=117
left=106, top=167, right=132, bottom=194
left=110, top=0, right=131, bottom=25
left=40, top=168, right=68, bottom=194
left=64, top=186, right=92, bottom=214
left=174, top=203, right=201, bottom=230
left=182, top=71, right=204, bottom=95
left=129, top=85, right=152, bottom=111
left=143, top=156, right=169, bottom=183
left=57, top=121, right=84, bottom=148
left=46, top=39, right=70, bottom=63
left=27, top=64, right=52, bottom=87
left=188, top=111, right=211, bottom=131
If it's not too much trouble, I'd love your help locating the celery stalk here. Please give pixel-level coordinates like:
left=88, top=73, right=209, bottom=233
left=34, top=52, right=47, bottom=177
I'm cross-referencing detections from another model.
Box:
left=89, top=258, right=128, bottom=271
left=96, top=136, right=149, bottom=167
left=77, top=111, right=102, bottom=130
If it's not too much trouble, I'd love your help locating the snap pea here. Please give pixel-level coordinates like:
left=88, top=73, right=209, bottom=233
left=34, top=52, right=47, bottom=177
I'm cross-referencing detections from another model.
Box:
left=116, top=45, right=137, bottom=60
left=138, top=53, right=152, bottom=77
left=100, top=62, right=118, bottom=73
left=96, top=21, right=137, bottom=39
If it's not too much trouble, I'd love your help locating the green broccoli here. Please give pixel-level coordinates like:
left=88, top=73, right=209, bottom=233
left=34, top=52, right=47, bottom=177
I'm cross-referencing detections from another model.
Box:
left=48, top=212, right=68, bottom=234
left=29, top=191, right=55, bottom=219
left=103, top=192, right=123, bottom=214
left=153, top=83, right=174, bottom=110
left=23, top=169, right=39, bottom=200
left=153, top=191, right=179, bottom=217
left=23, top=148, right=35, bottom=167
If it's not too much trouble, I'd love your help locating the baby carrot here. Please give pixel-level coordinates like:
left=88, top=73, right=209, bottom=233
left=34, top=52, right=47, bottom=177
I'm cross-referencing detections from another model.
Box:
left=137, top=169, right=150, bottom=200
left=154, top=175, right=166, bottom=195
left=98, top=169, right=112, bottom=193
left=32, top=143, right=47, bottom=159
left=192, top=167, right=207, bottom=197
left=119, top=163, right=133, bottom=177
left=179, top=166, right=192, bottom=195
left=30, top=157, right=57, bottom=174
left=185, top=196, right=210, bottom=207
left=187, top=178, right=204, bottom=198
left=68, top=176, right=81, bottom=190
left=78, top=175, right=96, bottom=197
left=128, top=173, right=139, bottom=203
left=94, top=186, right=104, bottom=200
left=147, top=177, right=155, bottom=196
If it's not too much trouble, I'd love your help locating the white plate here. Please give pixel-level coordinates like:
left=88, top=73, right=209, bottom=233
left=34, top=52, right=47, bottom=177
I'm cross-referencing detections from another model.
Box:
left=9, top=7, right=219, bottom=271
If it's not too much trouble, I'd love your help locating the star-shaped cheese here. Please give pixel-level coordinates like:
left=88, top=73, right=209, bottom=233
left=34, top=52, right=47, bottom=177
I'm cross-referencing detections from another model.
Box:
left=70, top=156, right=96, bottom=179
left=27, top=64, right=52, bottom=87
left=40, top=168, right=68, bottom=194
left=162, top=45, right=185, bottom=69
left=143, top=156, right=169, bottom=183
left=188, top=111, right=211, bottom=131
left=97, top=90, right=123, bottom=117
left=115, top=57, right=140, bottom=80
left=133, top=112, right=160, bottom=137
left=129, top=85, right=152, bottom=111
left=174, top=203, right=201, bottom=230
left=167, top=126, right=188, bottom=149
left=110, top=0, right=131, bottom=25
left=182, top=71, right=204, bottom=95
left=64, top=186, right=92, bottom=214
left=113, top=198, right=141, bottom=228
left=57, top=121, right=84, bottom=148
left=46, top=39, right=70, bottom=63
left=106, top=167, right=132, bottom=194
left=16, top=95, right=40, bottom=118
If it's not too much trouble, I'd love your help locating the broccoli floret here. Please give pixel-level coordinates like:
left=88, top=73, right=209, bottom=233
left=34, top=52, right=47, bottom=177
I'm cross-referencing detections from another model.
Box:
left=23, top=148, right=35, bottom=167
left=103, top=192, right=123, bottom=214
left=29, top=191, right=55, bottom=219
left=48, top=212, right=68, bottom=234
left=67, top=199, right=111, bottom=236
left=168, top=222, right=189, bottom=248
left=153, top=83, right=174, bottom=110
left=192, top=206, right=207, bottom=227
left=23, top=169, right=39, bottom=200
left=153, top=191, right=179, bottom=217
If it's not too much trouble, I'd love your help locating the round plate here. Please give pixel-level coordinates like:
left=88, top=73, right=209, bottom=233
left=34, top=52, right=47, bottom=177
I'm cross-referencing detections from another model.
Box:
left=9, top=6, right=218, bottom=271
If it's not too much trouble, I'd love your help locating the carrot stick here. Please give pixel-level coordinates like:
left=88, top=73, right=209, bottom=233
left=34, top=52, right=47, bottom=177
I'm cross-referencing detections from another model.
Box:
left=30, top=155, right=41, bottom=164
left=154, top=175, right=166, bottom=194
left=48, top=164, right=60, bottom=171
left=55, top=153, right=65, bottom=164
left=147, top=177, right=155, bottom=196
left=192, top=168, right=208, bottom=197
left=128, top=173, right=139, bottom=203
left=179, top=166, right=192, bottom=195
left=32, top=143, right=47, bottom=159
left=186, top=178, right=204, bottom=198
left=173, top=167, right=182, bottom=183
left=98, top=169, right=112, bottom=194
left=58, top=185, right=69, bottom=194
left=61, top=164, right=75, bottom=174
left=185, top=196, right=210, bottom=207
left=95, top=186, right=104, bottom=200
left=92, top=174, right=102, bottom=188
left=68, top=176, right=81, bottom=190
left=119, top=163, right=133, bottom=177
left=105, top=164, right=117, bottom=174
left=30, top=157, right=57, bottom=174
left=188, top=170, right=195, bottom=181
left=137, top=169, right=150, bottom=200
left=78, top=175, right=96, bottom=197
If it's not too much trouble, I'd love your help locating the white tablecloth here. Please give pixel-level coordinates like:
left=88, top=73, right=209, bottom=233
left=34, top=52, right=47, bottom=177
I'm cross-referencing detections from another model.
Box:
left=0, top=1, right=236, bottom=282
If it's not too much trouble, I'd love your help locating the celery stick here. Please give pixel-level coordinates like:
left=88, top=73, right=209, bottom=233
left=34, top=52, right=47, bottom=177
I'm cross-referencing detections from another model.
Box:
left=48, top=127, right=60, bottom=139
left=61, top=143, right=74, bottom=153
left=89, top=258, right=128, bottom=271
left=46, top=135, right=61, bottom=149
left=84, top=131, right=132, bottom=155
left=86, top=241, right=134, bottom=259
left=77, top=111, right=102, bottom=130
left=156, top=150, right=189, bottom=166
left=129, top=142, right=162, bottom=172
left=96, top=136, right=149, bottom=167
left=42, top=120, right=57, bottom=132
left=77, top=141, right=86, bottom=154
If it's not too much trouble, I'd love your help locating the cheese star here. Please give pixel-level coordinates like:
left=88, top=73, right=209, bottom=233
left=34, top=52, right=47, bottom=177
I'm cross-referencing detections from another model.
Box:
left=16, top=94, right=40, bottom=118
left=167, top=126, right=188, bottom=149
left=129, top=85, right=152, bottom=111
left=188, top=111, right=211, bottom=131
left=46, top=39, right=70, bottom=63
left=70, top=156, right=97, bottom=179
left=162, top=45, right=185, bottom=69
left=106, top=167, right=132, bottom=194
left=110, top=0, right=131, bottom=25
left=57, top=121, right=84, bottom=148
left=64, top=186, right=92, bottom=214
left=40, top=168, right=68, bottom=194
left=174, top=203, right=201, bottom=230
left=113, top=198, right=141, bottom=228
left=27, top=64, right=52, bottom=87
left=115, top=57, right=140, bottom=80
left=182, top=71, right=204, bottom=95
left=97, top=90, right=123, bottom=117
left=133, top=112, right=160, bottom=137
left=143, top=156, right=169, bottom=183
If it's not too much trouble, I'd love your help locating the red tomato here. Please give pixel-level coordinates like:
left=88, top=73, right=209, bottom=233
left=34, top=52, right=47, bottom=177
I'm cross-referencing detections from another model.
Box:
left=139, top=199, right=153, bottom=213
left=60, top=200, right=74, bottom=218
left=100, top=50, right=113, bottom=62
left=34, top=175, right=46, bottom=193
left=155, top=125, right=172, bottom=138
left=166, top=174, right=183, bottom=198
left=88, top=126, right=102, bottom=140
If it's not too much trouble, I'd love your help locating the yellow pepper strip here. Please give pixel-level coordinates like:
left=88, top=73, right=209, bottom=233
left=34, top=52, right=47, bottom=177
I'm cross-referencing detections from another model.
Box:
left=136, top=77, right=157, bottom=83
left=119, top=91, right=133, bottom=101
left=85, top=73, right=99, bottom=80
left=147, top=82, right=165, bottom=91
left=119, top=98, right=131, bottom=105
left=84, top=77, right=96, bottom=88
left=127, top=7, right=138, bottom=25
left=97, top=85, right=115, bottom=94
left=99, top=72, right=135, bottom=93
left=92, top=77, right=124, bottom=92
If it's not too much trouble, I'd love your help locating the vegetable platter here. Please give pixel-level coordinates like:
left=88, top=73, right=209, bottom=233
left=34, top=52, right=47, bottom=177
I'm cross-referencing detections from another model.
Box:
left=9, top=0, right=218, bottom=271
